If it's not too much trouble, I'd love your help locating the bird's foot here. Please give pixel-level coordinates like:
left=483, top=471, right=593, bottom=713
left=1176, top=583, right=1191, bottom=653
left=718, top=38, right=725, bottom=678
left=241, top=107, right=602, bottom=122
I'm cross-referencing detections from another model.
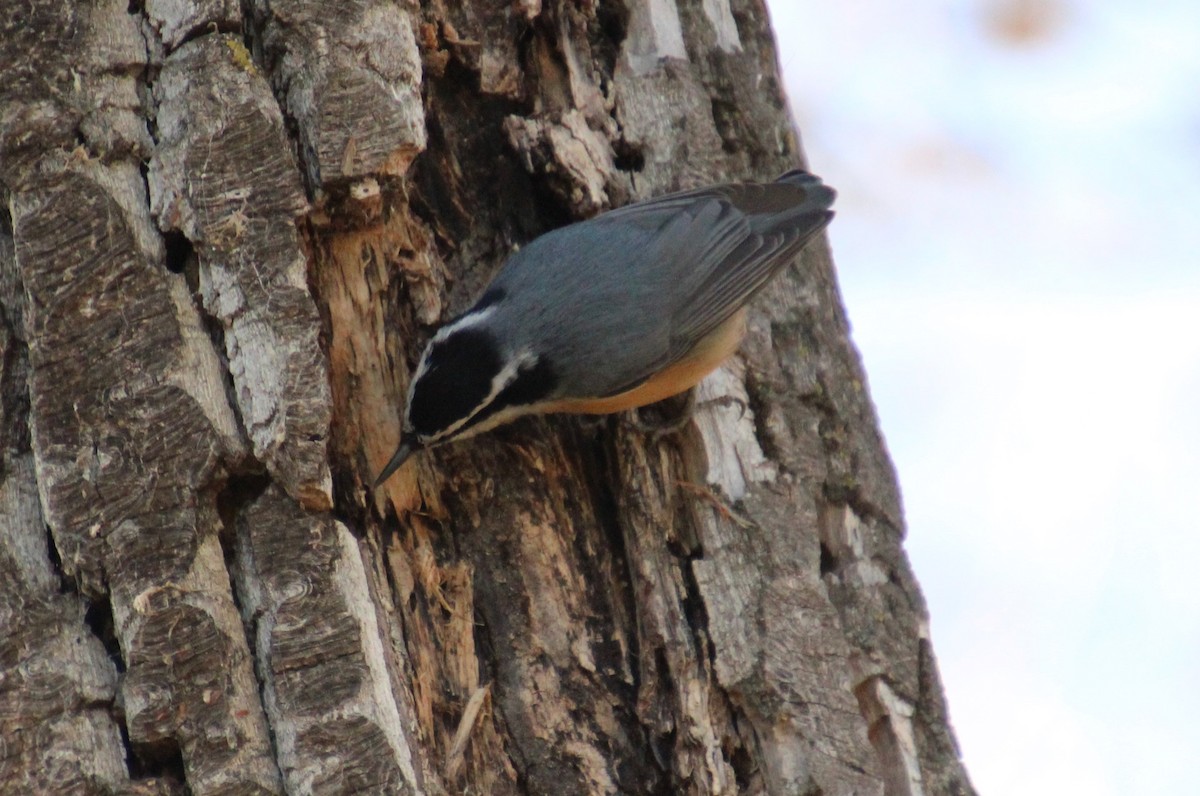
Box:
left=628, top=389, right=697, bottom=442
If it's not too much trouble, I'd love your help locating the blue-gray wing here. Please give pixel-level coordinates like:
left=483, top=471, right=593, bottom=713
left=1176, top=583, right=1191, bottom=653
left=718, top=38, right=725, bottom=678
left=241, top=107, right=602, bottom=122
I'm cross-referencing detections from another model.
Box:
left=604, top=171, right=835, bottom=392
left=488, top=171, right=835, bottom=398
left=660, top=172, right=835, bottom=360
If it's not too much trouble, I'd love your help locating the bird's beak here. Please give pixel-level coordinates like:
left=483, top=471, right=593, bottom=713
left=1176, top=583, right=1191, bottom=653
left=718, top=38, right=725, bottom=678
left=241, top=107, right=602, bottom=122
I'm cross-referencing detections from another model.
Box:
left=373, top=434, right=418, bottom=488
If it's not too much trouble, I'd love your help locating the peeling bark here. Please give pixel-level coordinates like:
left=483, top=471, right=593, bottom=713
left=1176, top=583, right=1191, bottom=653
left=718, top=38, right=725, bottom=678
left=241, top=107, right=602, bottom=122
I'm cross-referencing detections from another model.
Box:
left=1, top=1, right=975, bottom=795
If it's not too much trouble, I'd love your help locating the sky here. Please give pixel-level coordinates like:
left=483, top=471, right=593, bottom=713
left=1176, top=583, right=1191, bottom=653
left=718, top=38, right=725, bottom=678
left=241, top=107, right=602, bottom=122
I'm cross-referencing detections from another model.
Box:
left=766, top=1, right=1200, bottom=793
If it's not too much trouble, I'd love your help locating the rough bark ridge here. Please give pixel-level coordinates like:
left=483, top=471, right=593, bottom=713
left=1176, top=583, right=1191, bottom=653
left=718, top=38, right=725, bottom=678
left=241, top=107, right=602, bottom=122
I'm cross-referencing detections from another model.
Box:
left=1, top=1, right=975, bottom=795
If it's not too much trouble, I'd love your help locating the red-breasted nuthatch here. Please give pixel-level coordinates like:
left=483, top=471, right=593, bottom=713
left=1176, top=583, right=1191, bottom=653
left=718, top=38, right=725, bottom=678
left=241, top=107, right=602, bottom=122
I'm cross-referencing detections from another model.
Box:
left=374, top=170, right=835, bottom=486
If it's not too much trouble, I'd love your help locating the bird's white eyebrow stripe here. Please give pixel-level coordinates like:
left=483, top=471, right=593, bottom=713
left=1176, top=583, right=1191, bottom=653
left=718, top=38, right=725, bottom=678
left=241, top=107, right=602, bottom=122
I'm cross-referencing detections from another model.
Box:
left=433, top=306, right=496, bottom=343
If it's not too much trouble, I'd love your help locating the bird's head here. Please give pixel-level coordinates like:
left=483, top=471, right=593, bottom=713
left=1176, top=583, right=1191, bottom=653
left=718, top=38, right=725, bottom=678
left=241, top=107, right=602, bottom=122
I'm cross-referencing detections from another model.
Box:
left=373, top=305, right=558, bottom=486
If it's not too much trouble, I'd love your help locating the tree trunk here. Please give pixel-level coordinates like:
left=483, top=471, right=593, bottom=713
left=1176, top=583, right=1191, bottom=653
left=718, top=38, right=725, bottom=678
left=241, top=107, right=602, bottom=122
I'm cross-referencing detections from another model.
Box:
left=0, top=1, right=975, bottom=795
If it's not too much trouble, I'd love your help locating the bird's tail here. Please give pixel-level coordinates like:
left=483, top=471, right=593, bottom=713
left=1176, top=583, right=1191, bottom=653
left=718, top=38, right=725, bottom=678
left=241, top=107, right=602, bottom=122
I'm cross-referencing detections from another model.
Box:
left=775, top=169, right=837, bottom=211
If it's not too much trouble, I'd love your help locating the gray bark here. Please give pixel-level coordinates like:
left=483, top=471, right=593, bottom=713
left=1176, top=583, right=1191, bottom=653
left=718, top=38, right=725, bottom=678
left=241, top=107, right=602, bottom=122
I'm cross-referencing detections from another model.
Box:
left=1, top=1, right=975, bottom=794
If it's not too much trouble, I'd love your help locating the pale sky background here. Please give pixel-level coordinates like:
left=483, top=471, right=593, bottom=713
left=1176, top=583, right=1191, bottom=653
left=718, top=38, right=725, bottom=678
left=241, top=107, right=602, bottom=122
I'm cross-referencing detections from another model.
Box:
left=766, top=1, right=1200, bottom=793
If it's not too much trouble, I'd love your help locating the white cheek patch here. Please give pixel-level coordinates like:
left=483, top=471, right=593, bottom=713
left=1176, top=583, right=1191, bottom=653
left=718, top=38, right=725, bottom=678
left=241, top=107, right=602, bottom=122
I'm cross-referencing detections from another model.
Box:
left=443, top=402, right=530, bottom=442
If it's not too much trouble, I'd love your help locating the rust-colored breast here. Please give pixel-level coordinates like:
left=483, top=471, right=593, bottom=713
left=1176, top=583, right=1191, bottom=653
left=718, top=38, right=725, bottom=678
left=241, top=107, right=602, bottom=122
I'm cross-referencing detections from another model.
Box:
left=543, top=308, right=748, bottom=415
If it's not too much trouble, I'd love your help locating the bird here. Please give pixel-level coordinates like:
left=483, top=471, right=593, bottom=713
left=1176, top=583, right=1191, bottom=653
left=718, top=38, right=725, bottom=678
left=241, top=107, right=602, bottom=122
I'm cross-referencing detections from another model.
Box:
left=374, top=169, right=835, bottom=487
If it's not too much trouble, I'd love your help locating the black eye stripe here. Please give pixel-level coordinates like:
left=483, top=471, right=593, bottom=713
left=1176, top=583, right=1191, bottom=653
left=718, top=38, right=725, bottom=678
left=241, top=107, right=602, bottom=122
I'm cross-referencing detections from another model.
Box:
left=407, top=328, right=502, bottom=439
left=461, top=356, right=558, bottom=433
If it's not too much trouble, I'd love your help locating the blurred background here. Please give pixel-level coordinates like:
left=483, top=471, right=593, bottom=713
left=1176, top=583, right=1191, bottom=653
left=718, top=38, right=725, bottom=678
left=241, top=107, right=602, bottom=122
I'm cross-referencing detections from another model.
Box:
left=766, top=1, right=1200, bottom=793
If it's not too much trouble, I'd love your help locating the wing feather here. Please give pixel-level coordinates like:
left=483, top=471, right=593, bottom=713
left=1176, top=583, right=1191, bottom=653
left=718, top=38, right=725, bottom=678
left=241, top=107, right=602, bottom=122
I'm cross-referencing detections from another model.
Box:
left=492, top=171, right=836, bottom=400
left=590, top=173, right=835, bottom=396
left=668, top=214, right=829, bottom=355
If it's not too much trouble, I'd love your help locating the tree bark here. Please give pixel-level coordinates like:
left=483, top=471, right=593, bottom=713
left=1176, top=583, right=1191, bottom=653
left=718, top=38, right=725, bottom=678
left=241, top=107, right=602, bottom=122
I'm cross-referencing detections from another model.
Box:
left=1, top=1, right=975, bottom=795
